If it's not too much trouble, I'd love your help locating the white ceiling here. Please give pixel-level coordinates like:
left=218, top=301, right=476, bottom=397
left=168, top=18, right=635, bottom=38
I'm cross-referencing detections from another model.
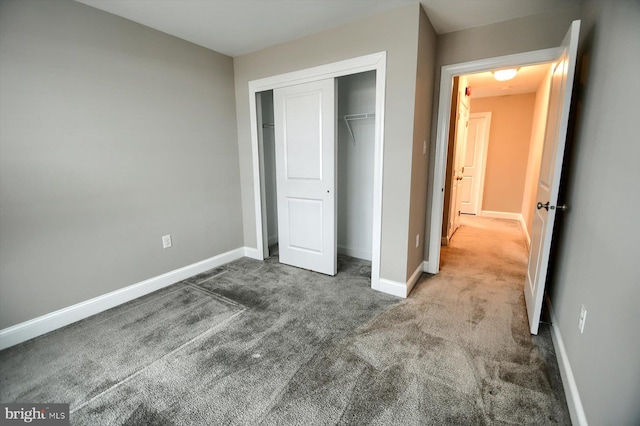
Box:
left=466, top=63, right=553, bottom=98
left=76, top=0, right=580, bottom=57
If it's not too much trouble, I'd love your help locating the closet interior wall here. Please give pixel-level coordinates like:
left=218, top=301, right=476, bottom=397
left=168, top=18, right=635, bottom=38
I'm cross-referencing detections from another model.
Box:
left=337, top=71, right=376, bottom=261
left=259, top=70, right=376, bottom=263
left=260, top=91, right=278, bottom=248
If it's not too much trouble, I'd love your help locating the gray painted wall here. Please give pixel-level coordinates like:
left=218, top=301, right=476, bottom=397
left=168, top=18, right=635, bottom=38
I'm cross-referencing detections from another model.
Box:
left=548, top=1, right=640, bottom=423
left=423, top=5, right=582, bottom=261
left=233, top=4, right=424, bottom=283
left=0, top=0, right=243, bottom=328
left=407, top=7, right=437, bottom=276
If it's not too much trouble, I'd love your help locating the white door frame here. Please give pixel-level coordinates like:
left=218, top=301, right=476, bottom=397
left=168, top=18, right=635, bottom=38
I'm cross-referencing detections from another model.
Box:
left=427, top=48, right=559, bottom=274
left=248, top=52, right=387, bottom=288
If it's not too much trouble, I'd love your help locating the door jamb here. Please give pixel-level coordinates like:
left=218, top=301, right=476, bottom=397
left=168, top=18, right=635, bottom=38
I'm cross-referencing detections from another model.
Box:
left=427, top=48, right=559, bottom=274
left=248, top=52, right=387, bottom=289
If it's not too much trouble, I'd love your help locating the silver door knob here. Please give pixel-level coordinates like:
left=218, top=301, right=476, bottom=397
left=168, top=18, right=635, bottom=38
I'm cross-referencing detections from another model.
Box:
left=537, top=202, right=550, bottom=211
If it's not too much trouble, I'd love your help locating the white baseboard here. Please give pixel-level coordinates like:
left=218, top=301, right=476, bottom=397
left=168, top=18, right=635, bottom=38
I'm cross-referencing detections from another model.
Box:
left=406, top=262, right=423, bottom=296
left=518, top=215, right=531, bottom=249
left=338, top=244, right=372, bottom=261
left=479, top=210, right=523, bottom=221
left=0, top=247, right=247, bottom=351
left=373, top=278, right=407, bottom=298
left=546, top=296, right=588, bottom=426
left=243, top=246, right=263, bottom=260
left=373, top=262, right=423, bottom=298
left=422, top=261, right=430, bottom=272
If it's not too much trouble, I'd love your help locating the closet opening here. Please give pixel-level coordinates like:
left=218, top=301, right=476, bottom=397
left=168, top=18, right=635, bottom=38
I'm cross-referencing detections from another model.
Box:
left=257, top=70, right=377, bottom=277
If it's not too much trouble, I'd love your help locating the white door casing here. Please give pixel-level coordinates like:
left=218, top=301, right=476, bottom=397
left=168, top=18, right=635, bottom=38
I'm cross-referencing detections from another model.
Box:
left=273, top=79, right=337, bottom=276
left=524, top=21, right=580, bottom=335
left=460, top=112, right=491, bottom=215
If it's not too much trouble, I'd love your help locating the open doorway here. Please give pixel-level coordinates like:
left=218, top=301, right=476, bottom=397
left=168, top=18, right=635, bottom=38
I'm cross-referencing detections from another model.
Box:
left=442, top=62, right=554, bottom=249
left=428, top=20, right=580, bottom=335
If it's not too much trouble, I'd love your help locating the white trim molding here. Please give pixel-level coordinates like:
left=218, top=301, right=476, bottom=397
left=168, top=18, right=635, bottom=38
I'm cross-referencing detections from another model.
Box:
left=243, top=246, right=263, bottom=260
left=248, top=51, right=387, bottom=292
left=422, top=261, right=430, bottom=273
left=479, top=210, right=523, bottom=221
left=373, top=262, right=424, bottom=298
left=519, top=215, right=531, bottom=249
left=0, top=248, right=247, bottom=350
left=546, top=296, right=588, bottom=426
left=426, top=47, right=561, bottom=275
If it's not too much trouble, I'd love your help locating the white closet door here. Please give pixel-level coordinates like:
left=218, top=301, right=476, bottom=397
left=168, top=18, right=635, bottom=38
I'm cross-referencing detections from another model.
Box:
left=273, top=79, right=336, bottom=276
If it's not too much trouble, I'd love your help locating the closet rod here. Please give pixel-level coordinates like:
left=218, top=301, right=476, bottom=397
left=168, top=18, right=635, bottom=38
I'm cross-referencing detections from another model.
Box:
left=341, top=113, right=375, bottom=121
left=341, top=113, right=375, bottom=143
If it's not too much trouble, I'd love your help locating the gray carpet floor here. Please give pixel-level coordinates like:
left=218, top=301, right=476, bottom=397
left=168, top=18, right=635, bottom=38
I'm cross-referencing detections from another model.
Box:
left=0, top=216, right=571, bottom=425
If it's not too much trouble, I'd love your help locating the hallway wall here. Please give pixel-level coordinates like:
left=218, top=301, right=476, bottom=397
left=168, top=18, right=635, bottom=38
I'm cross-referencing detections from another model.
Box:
left=471, top=94, right=535, bottom=214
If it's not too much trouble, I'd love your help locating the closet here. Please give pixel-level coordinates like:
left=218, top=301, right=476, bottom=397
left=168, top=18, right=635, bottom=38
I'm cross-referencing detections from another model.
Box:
left=258, top=70, right=376, bottom=273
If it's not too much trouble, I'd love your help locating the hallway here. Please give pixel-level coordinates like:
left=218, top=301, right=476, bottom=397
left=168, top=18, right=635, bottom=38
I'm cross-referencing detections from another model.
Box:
left=408, top=214, right=570, bottom=423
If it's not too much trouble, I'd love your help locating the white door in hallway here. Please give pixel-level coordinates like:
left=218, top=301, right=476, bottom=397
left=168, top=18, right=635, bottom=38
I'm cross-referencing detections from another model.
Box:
left=449, top=77, right=470, bottom=239
left=524, top=21, right=580, bottom=335
left=273, top=79, right=337, bottom=276
left=460, top=113, right=491, bottom=215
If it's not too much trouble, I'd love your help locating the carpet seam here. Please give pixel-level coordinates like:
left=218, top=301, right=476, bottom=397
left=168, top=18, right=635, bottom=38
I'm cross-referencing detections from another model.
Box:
left=69, top=308, right=246, bottom=415
left=61, top=287, right=186, bottom=339
left=193, top=270, right=228, bottom=285
left=184, top=282, right=246, bottom=309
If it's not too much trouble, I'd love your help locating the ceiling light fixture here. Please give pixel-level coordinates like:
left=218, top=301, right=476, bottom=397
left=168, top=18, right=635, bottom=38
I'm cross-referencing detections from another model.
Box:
left=492, top=68, right=519, bottom=81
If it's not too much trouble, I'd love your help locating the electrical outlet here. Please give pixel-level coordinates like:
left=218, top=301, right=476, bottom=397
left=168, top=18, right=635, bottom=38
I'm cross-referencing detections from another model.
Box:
left=578, top=304, right=587, bottom=333
left=423, top=140, right=427, bottom=155
left=416, top=234, right=420, bottom=248
left=162, top=234, right=172, bottom=249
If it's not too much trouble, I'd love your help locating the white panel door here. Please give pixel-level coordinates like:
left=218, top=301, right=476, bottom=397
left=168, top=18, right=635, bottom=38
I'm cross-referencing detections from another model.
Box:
left=449, top=82, right=470, bottom=239
left=273, top=79, right=336, bottom=276
left=460, top=113, right=490, bottom=215
left=525, top=21, right=580, bottom=334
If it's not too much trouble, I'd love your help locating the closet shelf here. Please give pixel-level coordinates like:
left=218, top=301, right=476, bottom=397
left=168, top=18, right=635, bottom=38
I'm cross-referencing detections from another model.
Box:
left=263, top=112, right=375, bottom=143
left=341, top=113, right=375, bottom=144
